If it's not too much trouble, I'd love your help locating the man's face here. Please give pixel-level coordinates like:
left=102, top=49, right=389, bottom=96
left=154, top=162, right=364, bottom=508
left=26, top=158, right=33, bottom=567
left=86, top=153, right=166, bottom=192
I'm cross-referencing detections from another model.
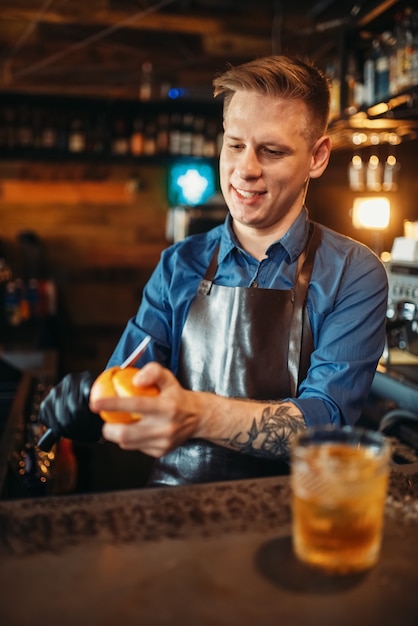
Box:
left=220, top=90, right=329, bottom=237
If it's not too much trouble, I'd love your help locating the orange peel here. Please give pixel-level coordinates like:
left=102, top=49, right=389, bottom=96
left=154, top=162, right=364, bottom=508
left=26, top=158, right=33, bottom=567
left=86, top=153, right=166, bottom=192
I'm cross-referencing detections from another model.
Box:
left=90, top=366, right=159, bottom=423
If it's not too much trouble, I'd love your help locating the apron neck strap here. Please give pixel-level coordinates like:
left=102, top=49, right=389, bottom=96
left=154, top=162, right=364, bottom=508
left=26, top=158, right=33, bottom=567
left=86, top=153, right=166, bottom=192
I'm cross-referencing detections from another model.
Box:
left=198, top=245, right=220, bottom=295
left=288, top=221, right=321, bottom=395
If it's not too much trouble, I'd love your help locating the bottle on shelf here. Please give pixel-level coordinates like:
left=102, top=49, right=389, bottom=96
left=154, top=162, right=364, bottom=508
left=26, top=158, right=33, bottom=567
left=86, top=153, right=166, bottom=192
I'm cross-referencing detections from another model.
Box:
left=4, top=281, right=21, bottom=327
left=130, top=117, right=144, bottom=156
left=191, top=115, right=205, bottom=157
left=375, top=36, right=391, bottom=102
left=143, top=119, right=157, bottom=155
left=345, top=52, right=364, bottom=114
left=111, top=117, right=130, bottom=156
left=0, top=91, right=224, bottom=161
left=139, top=61, right=153, bottom=101
left=130, top=117, right=145, bottom=156
left=156, top=113, right=170, bottom=154
left=40, top=112, right=58, bottom=150
left=366, top=154, right=383, bottom=191
left=68, top=115, right=87, bottom=153
left=169, top=112, right=182, bottom=155
left=348, top=154, right=366, bottom=191
left=90, top=112, right=109, bottom=155
left=202, top=120, right=218, bottom=158
left=15, top=104, right=34, bottom=149
left=179, top=112, right=194, bottom=156
left=363, top=43, right=376, bottom=107
left=395, top=8, right=414, bottom=92
left=382, top=154, right=400, bottom=191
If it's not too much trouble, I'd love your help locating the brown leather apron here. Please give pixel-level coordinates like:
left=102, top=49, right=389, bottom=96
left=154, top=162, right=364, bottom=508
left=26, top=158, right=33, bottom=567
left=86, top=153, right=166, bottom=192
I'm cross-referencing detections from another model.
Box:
left=147, top=222, right=321, bottom=486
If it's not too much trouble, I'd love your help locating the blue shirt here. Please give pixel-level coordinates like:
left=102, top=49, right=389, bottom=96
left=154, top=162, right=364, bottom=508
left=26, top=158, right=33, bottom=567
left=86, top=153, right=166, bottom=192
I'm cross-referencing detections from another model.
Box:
left=108, top=207, right=388, bottom=428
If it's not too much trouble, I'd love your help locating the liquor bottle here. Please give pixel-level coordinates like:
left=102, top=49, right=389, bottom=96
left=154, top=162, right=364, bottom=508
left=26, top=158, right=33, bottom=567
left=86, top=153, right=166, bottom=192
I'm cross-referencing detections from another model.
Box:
left=130, top=117, right=144, bottom=156
left=345, top=52, right=363, bottom=113
left=16, top=278, right=30, bottom=323
left=40, top=112, right=57, bottom=150
left=375, top=38, right=390, bottom=102
left=363, top=43, right=376, bottom=106
left=202, top=120, right=218, bottom=158
left=68, top=116, right=86, bottom=153
left=111, top=117, right=130, bottom=156
left=348, top=154, right=366, bottom=191
left=156, top=113, right=169, bottom=154
left=383, top=154, right=400, bottom=191
left=169, top=112, right=182, bottom=155
left=143, top=120, right=157, bottom=155
left=139, top=61, right=153, bottom=101
left=366, top=154, right=383, bottom=191
left=15, top=104, right=34, bottom=149
left=191, top=115, right=205, bottom=157
left=4, top=281, right=21, bottom=326
left=394, top=9, right=413, bottom=92
left=179, top=112, right=194, bottom=155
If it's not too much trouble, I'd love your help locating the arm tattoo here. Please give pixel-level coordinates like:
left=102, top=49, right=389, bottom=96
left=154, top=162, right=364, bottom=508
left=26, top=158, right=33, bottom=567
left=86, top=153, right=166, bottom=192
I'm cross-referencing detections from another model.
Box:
left=221, top=403, right=306, bottom=460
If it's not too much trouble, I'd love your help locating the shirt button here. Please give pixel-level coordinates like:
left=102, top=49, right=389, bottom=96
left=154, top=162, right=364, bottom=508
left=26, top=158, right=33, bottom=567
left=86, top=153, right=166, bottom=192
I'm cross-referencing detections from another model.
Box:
left=251, top=280, right=258, bottom=288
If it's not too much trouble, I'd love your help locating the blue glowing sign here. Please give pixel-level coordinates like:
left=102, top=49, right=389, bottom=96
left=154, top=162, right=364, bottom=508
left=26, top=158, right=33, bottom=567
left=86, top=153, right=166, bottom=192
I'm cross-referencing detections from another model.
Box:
left=168, top=161, right=217, bottom=206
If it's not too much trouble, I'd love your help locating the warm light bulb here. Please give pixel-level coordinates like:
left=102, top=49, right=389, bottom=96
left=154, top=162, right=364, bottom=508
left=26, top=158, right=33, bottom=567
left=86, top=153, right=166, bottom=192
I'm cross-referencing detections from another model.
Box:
left=352, top=197, right=390, bottom=230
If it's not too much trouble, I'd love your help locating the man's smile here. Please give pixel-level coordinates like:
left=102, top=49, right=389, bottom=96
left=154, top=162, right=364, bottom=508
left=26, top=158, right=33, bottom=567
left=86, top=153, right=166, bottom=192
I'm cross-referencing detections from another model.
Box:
left=234, top=187, right=266, bottom=199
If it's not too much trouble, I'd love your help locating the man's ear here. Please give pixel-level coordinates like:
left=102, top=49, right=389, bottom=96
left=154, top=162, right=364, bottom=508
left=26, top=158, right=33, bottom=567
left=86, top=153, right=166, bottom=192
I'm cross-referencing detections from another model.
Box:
left=309, top=135, right=332, bottom=179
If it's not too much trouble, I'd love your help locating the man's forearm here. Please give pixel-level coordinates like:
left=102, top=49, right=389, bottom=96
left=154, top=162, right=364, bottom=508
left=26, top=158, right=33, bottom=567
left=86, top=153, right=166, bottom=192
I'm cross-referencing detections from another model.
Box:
left=193, top=393, right=307, bottom=460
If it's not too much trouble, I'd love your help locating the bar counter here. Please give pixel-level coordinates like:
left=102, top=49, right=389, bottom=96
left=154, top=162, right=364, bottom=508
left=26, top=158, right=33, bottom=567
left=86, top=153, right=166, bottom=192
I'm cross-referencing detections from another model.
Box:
left=1, top=466, right=418, bottom=626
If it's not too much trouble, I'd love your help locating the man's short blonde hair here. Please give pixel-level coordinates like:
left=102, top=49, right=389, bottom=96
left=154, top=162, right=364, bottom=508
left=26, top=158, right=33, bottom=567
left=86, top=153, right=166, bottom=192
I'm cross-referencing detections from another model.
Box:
left=213, top=55, right=331, bottom=146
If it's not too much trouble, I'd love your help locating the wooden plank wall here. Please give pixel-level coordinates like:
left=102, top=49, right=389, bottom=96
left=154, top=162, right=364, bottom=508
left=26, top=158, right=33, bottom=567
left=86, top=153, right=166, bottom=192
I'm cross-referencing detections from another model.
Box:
left=0, top=161, right=169, bottom=373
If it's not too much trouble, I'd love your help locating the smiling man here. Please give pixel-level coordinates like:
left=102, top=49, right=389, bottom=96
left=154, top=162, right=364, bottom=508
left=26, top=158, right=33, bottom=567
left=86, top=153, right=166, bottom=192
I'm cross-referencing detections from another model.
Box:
left=39, top=56, right=388, bottom=487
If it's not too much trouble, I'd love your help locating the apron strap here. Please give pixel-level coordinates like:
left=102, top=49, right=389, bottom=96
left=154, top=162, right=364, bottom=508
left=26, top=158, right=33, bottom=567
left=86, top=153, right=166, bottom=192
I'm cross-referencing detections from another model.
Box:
left=288, top=221, right=321, bottom=396
left=197, top=245, right=219, bottom=295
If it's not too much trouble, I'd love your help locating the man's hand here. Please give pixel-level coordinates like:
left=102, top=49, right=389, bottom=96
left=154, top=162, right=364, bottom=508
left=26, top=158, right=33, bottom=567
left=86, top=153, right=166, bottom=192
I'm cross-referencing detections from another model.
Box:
left=90, top=362, right=201, bottom=458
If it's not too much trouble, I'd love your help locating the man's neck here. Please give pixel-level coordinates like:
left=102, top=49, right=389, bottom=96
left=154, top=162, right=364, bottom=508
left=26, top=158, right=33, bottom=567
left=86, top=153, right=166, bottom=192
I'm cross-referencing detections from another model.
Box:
left=232, top=210, right=303, bottom=261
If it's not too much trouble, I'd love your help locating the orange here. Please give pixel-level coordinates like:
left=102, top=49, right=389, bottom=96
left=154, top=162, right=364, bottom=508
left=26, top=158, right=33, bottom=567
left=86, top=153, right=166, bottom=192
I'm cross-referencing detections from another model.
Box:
left=90, top=366, right=159, bottom=423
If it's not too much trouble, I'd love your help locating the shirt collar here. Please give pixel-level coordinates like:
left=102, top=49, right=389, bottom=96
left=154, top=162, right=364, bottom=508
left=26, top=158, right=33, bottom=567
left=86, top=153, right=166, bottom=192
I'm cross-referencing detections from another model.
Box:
left=218, top=207, right=311, bottom=264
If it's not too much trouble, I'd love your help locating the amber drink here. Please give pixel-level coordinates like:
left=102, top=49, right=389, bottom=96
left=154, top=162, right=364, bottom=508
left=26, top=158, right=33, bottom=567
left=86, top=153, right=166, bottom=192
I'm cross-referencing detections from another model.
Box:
left=291, top=427, right=391, bottom=574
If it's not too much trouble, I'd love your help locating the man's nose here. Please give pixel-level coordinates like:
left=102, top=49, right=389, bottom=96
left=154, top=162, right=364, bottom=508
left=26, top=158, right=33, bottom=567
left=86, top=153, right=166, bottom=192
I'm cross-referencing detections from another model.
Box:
left=235, top=149, right=262, bottom=179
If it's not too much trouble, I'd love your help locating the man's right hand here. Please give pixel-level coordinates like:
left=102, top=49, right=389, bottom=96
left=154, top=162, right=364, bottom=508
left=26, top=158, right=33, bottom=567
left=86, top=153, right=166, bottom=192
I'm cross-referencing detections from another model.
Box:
left=38, top=372, right=104, bottom=444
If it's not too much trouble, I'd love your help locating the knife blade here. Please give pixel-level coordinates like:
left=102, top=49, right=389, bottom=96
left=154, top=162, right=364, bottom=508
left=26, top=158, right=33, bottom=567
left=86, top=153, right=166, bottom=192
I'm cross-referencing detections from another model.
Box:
left=120, top=334, right=152, bottom=369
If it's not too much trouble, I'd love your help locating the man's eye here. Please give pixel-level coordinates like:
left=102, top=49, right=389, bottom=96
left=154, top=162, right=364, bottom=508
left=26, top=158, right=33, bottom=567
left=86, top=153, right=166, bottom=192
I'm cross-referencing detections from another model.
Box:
left=263, top=148, right=284, bottom=156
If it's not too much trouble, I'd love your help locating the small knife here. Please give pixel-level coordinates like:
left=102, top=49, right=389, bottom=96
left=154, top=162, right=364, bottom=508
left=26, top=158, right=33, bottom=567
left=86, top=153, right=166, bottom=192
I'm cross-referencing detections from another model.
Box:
left=120, top=334, right=151, bottom=369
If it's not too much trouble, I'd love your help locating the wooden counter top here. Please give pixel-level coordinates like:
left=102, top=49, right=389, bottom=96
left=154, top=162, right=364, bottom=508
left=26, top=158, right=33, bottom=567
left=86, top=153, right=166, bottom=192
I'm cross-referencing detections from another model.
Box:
left=1, top=468, right=418, bottom=626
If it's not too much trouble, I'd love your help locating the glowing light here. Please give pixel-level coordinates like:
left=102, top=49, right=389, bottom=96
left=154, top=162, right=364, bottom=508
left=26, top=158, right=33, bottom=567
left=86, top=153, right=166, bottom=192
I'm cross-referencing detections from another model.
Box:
left=168, top=87, right=187, bottom=99
left=168, top=161, right=217, bottom=206
left=178, top=169, right=208, bottom=205
left=352, top=197, right=390, bottom=230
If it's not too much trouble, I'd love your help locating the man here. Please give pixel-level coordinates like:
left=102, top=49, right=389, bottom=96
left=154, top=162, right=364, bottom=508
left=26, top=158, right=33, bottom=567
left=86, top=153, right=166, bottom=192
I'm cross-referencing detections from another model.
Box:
left=39, top=55, right=388, bottom=486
